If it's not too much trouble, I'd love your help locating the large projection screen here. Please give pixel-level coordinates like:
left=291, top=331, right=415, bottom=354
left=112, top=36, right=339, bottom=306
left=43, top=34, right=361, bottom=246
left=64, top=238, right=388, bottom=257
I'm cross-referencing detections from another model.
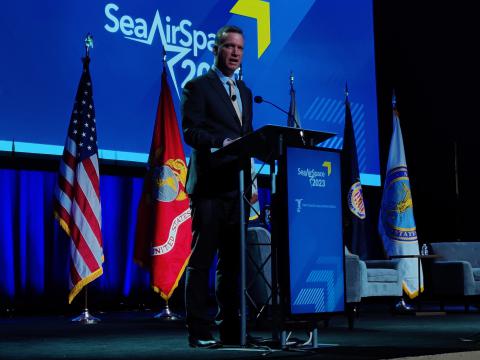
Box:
left=0, top=0, right=380, bottom=185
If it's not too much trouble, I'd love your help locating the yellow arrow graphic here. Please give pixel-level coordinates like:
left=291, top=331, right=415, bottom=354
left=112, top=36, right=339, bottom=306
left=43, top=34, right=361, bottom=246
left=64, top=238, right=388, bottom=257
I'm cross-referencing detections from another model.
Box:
left=230, top=0, right=271, bottom=58
left=322, top=161, right=332, bottom=176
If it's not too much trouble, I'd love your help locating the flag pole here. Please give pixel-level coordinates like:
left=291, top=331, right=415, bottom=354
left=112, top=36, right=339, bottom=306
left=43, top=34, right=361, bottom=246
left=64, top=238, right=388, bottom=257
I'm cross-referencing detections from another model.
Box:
left=151, top=47, right=183, bottom=322
left=71, top=285, right=100, bottom=324
left=84, top=33, right=93, bottom=58
left=453, top=140, right=461, bottom=240
left=69, top=34, right=101, bottom=324
left=10, top=139, right=16, bottom=169
left=288, top=71, right=305, bottom=144
left=154, top=299, right=181, bottom=321
left=388, top=90, right=415, bottom=312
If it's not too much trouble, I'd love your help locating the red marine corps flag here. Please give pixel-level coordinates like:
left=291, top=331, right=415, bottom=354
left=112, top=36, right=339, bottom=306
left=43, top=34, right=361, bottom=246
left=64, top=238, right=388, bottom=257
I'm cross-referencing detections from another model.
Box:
left=134, top=65, right=192, bottom=301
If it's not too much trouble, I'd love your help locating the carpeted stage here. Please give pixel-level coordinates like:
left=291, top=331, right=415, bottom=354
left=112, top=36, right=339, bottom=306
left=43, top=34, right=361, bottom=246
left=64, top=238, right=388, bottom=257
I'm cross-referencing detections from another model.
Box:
left=2, top=306, right=480, bottom=360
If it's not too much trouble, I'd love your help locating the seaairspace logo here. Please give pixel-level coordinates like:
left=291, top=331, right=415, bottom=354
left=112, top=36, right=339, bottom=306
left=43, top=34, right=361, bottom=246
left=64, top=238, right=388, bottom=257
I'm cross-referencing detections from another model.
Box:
left=104, top=3, right=215, bottom=97
left=297, top=167, right=327, bottom=188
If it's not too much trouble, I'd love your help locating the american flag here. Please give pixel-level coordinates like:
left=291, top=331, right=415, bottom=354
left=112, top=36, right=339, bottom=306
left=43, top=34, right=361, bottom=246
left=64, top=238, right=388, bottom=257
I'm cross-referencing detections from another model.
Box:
left=54, top=56, right=104, bottom=304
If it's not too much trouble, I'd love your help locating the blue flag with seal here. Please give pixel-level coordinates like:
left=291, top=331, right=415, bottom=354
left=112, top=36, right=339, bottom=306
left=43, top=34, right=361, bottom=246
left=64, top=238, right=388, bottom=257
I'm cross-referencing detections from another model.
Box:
left=378, top=98, right=423, bottom=299
left=341, top=87, right=368, bottom=259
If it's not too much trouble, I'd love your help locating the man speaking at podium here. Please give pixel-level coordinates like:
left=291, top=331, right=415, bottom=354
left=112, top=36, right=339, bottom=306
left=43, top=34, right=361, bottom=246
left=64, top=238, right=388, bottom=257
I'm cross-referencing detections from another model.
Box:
left=181, top=25, right=254, bottom=348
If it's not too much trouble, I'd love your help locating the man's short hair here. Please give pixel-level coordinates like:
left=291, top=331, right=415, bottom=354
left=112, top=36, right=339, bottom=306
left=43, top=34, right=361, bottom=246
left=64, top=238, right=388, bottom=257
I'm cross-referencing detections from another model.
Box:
left=214, top=25, right=244, bottom=46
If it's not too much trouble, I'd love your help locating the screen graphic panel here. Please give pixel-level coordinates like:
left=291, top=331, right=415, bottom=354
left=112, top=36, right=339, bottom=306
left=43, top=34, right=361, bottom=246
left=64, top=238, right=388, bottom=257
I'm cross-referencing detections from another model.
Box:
left=0, top=1, right=379, bottom=184
left=286, top=147, right=344, bottom=315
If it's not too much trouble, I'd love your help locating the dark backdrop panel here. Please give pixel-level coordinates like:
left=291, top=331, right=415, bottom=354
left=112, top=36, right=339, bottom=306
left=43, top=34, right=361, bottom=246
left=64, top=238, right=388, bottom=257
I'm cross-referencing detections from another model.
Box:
left=373, top=0, right=478, bottom=243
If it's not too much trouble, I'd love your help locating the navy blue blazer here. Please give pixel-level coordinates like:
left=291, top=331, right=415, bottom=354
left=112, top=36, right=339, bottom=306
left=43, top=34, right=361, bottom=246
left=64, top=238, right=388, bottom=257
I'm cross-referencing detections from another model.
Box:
left=181, top=69, right=253, bottom=196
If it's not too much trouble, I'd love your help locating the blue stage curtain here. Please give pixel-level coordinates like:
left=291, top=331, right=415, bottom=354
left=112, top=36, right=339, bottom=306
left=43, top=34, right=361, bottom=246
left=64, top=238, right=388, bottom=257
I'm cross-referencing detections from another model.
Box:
left=0, top=168, right=151, bottom=307
left=0, top=168, right=271, bottom=308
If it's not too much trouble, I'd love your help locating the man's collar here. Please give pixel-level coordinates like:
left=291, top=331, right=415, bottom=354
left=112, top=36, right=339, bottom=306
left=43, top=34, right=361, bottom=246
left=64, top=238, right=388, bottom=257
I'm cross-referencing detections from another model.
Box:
left=212, top=64, right=236, bottom=84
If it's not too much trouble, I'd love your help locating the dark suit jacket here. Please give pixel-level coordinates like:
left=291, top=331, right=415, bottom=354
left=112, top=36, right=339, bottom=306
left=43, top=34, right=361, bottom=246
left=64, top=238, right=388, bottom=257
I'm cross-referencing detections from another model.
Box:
left=181, top=69, right=253, bottom=196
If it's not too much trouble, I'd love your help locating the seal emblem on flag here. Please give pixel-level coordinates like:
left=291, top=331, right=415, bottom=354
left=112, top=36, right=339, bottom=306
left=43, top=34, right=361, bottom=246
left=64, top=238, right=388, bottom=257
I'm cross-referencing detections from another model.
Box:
left=380, top=166, right=417, bottom=241
left=348, top=181, right=366, bottom=219
left=153, top=158, right=188, bottom=202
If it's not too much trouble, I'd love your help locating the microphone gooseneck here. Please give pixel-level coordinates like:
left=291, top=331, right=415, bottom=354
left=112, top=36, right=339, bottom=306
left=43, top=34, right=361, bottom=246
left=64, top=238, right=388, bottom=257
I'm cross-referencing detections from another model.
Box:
left=255, top=94, right=306, bottom=145
left=254, top=95, right=289, bottom=115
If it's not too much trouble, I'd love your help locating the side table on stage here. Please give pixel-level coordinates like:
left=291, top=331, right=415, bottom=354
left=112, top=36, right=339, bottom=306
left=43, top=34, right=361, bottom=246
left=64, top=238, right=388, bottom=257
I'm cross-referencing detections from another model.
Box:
left=390, top=254, right=445, bottom=315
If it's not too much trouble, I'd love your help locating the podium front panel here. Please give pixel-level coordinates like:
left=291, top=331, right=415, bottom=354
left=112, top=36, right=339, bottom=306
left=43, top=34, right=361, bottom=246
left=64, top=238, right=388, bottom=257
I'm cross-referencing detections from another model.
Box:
left=284, top=147, right=345, bottom=317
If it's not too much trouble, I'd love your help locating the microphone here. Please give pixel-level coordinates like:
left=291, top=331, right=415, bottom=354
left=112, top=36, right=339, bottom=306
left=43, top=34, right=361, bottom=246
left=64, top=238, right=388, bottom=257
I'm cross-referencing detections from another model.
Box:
left=231, top=94, right=237, bottom=101
left=254, top=96, right=288, bottom=115
left=255, top=95, right=306, bottom=145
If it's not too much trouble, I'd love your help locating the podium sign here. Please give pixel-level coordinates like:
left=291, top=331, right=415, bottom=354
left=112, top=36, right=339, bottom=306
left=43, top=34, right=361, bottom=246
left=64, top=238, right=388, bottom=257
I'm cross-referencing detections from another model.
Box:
left=284, top=147, right=344, bottom=316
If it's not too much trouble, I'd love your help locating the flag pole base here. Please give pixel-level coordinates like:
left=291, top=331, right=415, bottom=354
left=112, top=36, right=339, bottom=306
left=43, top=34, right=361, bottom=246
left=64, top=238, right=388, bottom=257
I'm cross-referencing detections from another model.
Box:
left=71, top=308, right=100, bottom=324
left=154, top=303, right=182, bottom=321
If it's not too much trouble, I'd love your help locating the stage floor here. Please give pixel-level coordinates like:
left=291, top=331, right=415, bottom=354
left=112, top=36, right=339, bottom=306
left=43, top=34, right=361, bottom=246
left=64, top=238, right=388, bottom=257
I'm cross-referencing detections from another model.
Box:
left=1, top=307, right=480, bottom=359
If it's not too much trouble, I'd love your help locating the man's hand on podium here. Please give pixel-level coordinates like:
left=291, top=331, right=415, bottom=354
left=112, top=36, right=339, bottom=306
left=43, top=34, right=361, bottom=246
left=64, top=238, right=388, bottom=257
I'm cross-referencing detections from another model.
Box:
left=222, top=137, right=239, bottom=147
left=223, top=138, right=233, bottom=147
